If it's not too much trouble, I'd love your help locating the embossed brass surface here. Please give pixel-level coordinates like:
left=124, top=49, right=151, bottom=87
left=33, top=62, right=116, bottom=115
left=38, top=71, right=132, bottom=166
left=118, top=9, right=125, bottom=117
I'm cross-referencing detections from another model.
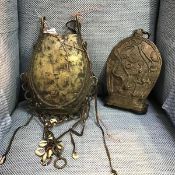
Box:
left=106, top=29, right=162, bottom=113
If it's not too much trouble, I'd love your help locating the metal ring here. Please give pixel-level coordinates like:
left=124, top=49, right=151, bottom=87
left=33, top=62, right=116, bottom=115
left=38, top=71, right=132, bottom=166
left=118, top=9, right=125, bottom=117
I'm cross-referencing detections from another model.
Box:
left=24, top=91, right=31, bottom=100
left=54, top=157, right=67, bottom=169
left=21, top=83, right=27, bottom=91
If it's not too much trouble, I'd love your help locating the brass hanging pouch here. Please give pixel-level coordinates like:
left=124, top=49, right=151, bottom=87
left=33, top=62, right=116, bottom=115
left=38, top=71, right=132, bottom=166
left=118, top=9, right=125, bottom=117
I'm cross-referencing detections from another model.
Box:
left=1, top=16, right=117, bottom=175
left=21, top=15, right=94, bottom=168
left=106, top=29, right=162, bottom=114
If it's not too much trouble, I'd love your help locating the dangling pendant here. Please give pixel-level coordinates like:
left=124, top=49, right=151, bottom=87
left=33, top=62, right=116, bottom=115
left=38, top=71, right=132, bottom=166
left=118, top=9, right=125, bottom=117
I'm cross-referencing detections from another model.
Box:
left=72, top=152, right=79, bottom=160
left=106, top=29, right=162, bottom=114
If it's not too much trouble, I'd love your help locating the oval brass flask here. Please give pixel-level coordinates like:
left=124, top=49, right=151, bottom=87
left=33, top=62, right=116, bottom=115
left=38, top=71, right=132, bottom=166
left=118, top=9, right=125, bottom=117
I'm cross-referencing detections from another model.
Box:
left=22, top=16, right=93, bottom=115
left=106, top=29, right=162, bottom=114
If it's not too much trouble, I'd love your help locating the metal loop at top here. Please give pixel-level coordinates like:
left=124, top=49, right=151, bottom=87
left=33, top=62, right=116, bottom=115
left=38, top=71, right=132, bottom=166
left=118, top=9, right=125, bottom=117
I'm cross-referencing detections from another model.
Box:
left=133, top=29, right=151, bottom=39
left=40, top=16, right=49, bottom=33
left=40, top=16, right=45, bottom=31
left=66, top=15, right=81, bottom=35
left=141, top=29, right=151, bottom=39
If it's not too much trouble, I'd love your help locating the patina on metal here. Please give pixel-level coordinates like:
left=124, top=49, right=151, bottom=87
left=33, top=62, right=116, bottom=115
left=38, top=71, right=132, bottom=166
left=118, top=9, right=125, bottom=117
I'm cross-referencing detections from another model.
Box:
left=106, top=29, right=162, bottom=114
left=22, top=16, right=93, bottom=115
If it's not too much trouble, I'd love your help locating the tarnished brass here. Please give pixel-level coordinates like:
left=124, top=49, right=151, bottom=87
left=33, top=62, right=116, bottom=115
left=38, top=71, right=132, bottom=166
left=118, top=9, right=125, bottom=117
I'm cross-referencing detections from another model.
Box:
left=106, top=29, right=162, bottom=114
left=22, top=16, right=94, bottom=115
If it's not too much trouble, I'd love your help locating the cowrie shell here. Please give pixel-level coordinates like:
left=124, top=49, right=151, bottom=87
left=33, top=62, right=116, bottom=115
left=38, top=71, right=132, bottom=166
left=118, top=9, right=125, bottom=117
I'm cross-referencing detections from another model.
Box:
left=47, top=149, right=53, bottom=158
left=72, top=152, right=79, bottom=160
left=35, top=147, right=45, bottom=157
left=48, top=135, right=54, bottom=140
left=58, top=142, right=64, bottom=147
left=0, top=156, right=6, bottom=165
left=41, top=152, right=48, bottom=162
left=56, top=144, right=63, bottom=150
left=39, top=140, right=47, bottom=147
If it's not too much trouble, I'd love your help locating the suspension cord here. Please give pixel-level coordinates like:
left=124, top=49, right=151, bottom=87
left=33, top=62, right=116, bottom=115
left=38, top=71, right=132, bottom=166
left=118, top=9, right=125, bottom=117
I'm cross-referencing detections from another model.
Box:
left=94, top=94, right=118, bottom=175
left=0, top=114, right=34, bottom=165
